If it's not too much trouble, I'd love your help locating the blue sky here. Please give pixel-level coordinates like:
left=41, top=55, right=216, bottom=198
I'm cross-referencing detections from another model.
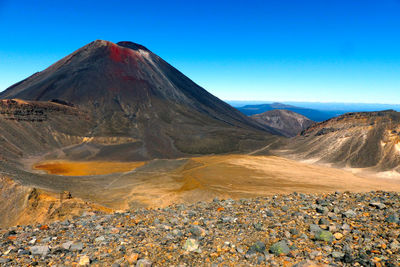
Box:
left=1, top=0, right=400, bottom=103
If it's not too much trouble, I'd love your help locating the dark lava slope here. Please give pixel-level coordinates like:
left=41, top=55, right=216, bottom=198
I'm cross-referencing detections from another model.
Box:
left=0, top=40, right=279, bottom=161
left=286, top=110, right=400, bottom=171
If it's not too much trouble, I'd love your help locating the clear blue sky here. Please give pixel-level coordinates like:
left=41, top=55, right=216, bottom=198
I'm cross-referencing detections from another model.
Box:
left=1, top=0, right=400, bottom=103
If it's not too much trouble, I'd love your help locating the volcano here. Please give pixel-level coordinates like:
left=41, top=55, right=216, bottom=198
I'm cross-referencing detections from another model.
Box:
left=0, top=40, right=279, bottom=161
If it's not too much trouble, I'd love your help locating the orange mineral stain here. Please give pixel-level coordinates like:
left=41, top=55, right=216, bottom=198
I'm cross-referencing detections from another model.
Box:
left=34, top=160, right=146, bottom=176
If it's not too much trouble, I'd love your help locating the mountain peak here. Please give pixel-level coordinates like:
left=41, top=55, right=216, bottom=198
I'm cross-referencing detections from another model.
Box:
left=85, top=40, right=151, bottom=63
left=91, top=39, right=112, bottom=46
left=251, top=109, right=314, bottom=137
left=87, top=40, right=150, bottom=52
left=117, top=41, right=150, bottom=52
left=0, top=39, right=277, bottom=158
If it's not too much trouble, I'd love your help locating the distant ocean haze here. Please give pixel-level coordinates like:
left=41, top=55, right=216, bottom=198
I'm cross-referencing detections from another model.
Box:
left=228, top=100, right=400, bottom=122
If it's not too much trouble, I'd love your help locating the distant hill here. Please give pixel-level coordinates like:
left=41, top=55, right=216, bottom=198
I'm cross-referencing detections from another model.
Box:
left=284, top=101, right=400, bottom=112
left=286, top=110, right=400, bottom=172
left=238, top=102, right=338, bottom=122
left=251, top=109, right=314, bottom=137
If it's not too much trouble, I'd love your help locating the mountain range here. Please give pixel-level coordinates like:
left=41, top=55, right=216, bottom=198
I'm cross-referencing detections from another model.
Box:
left=1, top=40, right=400, bottom=227
left=237, top=102, right=339, bottom=122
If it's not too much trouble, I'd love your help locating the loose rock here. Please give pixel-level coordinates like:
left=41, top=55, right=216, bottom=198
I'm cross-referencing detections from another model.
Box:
left=314, top=230, right=333, bottom=242
left=269, top=240, right=290, bottom=256
left=183, top=238, right=199, bottom=252
left=29, top=245, right=49, bottom=256
left=0, top=191, right=399, bottom=266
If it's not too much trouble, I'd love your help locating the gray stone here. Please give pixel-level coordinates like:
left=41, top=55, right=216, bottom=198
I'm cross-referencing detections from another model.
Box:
left=41, top=237, right=51, bottom=243
left=257, top=255, right=265, bottom=264
left=390, top=240, right=400, bottom=250
left=314, top=230, right=333, bottom=242
left=318, top=218, right=329, bottom=225
left=136, top=259, right=152, bottom=267
left=309, top=224, right=321, bottom=233
left=71, top=242, right=84, bottom=251
left=236, top=246, right=244, bottom=254
left=343, top=209, right=356, bottom=218
left=328, top=225, right=337, bottom=232
left=331, top=251, right=344, bottom=259
left=183, top=238, right=199, bottom=252
left=309, top=250, right=322, bottom=259
left=221, top=217, right=236, bottom=223
left=341, top=223, right=351, bottom=231
left=289, top=228, right=299, bottom=235
left=60, top=220, right=70, bottom=226
left=281, top=206, right=289, bottom=212
left=0, top=258, right=11, bottom=264
left=62, top=241, right=73, bottom=250
left=333, top=207, right=341, bottom=214
left=316, top=199, right=328, bottom=206
left=95, top=236, right=105, bottom=242
left=328, top=212, right=338, bottom=220
left=299, top=233, right=309, bottom=240
left=284, top=231, right=291, bottom=239
left=253, top=222, right=263, bottom=231
left=187, top=210, right=196, bottom=217
left=248, top=241, right=266, bottom=254
left=18, top=249, right=30, bottom=255
left=169, top=218, right=178, bottom=225
left=172, top=229, right=183, bottom=237
left=189, top=225, right=206, bottom=237
left=269, top=240, right=290, bottom=256
left=30, top=245, right=49, bottom=256
left=316, top=206, right=328, bottom=214
left=369, top=202, right=386, bottom=209
left=385, top=214, right=399, bottom=224
left=266, top=211, right=274, bottom=217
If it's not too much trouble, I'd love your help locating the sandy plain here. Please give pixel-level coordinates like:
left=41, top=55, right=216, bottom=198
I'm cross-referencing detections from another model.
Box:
left=32, top=155, right=400, bottom=209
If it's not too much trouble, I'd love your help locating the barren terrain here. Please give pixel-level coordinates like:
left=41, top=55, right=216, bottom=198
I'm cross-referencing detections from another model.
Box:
left=1, top=40, right=400, bottom=236
left=24, top=155, right=400, bottom=211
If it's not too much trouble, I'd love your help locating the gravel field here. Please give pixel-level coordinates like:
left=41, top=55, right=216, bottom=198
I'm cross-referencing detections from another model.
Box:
left=1, top=191, right=399, bottom=266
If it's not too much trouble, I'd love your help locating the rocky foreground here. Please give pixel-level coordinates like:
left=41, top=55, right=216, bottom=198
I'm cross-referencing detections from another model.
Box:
left=1, top=191, right=399, bottom=266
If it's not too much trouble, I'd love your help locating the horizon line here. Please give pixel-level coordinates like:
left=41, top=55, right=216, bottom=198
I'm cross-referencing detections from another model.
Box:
left=224, top=99, right=400, bottom=106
